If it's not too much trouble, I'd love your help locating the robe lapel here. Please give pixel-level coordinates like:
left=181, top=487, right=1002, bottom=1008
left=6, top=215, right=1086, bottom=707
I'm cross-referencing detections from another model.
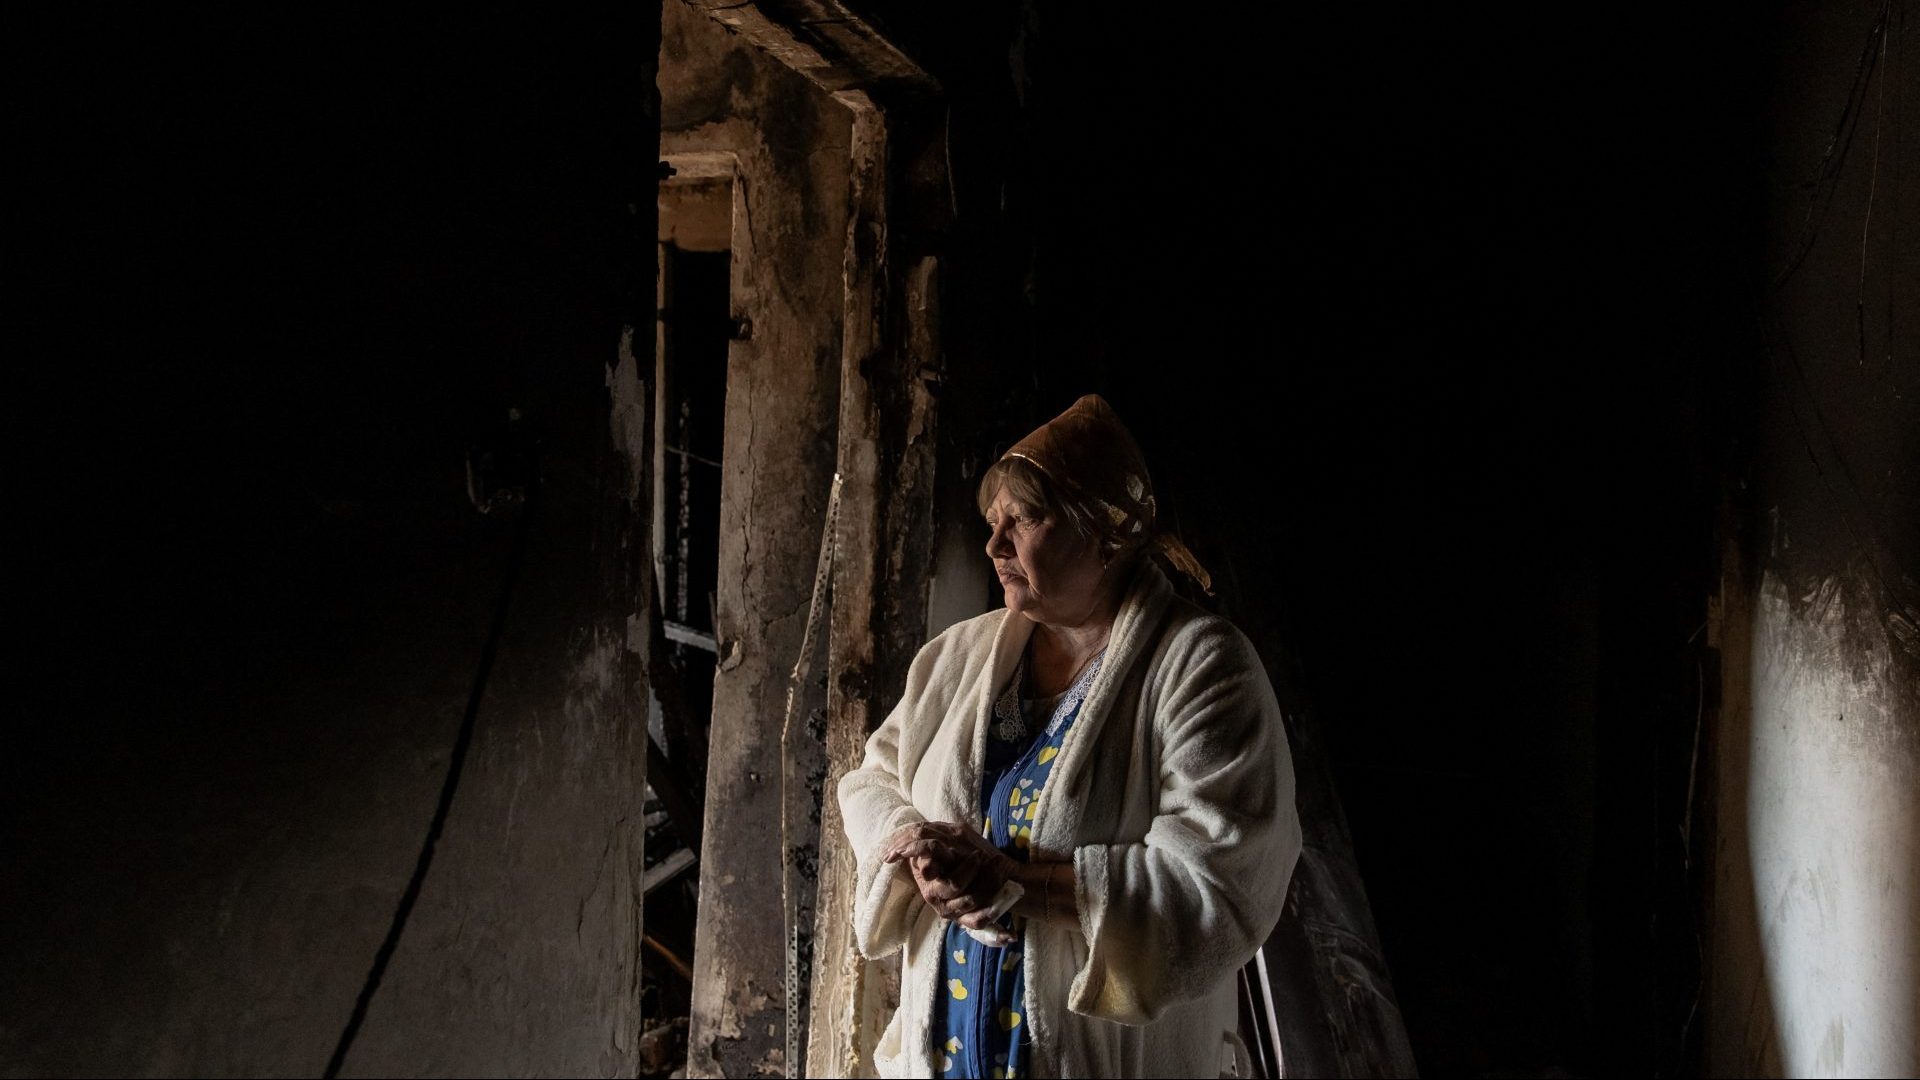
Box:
left=1026, top=560, right=1173, bottom=858
left=934, top=607, right=1035, bottom=827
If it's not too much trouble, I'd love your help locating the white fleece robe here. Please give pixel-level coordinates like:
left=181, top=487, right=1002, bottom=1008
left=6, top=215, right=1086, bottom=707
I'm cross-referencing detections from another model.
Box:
left=838, top=561, right=1302, bottom=1079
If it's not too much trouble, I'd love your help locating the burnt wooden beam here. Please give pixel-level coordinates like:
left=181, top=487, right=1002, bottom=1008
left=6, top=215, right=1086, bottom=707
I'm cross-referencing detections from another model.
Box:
left=804, top=94, right=944, bottom=1079
left=683, top=0, right=935, bottom=97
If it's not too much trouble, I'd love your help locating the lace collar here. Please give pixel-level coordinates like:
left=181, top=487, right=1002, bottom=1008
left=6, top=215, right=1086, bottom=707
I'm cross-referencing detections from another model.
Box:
left=992, top=645, right=1108, bottom=743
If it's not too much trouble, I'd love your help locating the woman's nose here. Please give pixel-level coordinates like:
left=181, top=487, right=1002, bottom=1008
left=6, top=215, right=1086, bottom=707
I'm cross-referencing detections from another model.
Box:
left=984, top=522, right=1013, bottom=559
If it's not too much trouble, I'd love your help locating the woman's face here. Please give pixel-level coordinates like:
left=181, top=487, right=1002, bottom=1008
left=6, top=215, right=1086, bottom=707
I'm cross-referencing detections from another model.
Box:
left=983, top=486, right=1110, bottom=627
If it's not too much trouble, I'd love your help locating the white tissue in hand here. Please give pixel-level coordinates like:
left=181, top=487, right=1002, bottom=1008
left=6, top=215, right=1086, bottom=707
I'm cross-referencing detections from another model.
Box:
left=961, top=879, right=1024, bottom=947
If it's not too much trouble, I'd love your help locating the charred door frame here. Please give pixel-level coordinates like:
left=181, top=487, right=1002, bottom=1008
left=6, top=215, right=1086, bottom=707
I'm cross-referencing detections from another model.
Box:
left=666, top=4, right=944, bottom=1076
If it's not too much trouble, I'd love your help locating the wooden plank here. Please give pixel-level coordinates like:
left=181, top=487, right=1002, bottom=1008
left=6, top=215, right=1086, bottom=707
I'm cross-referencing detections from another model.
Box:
left=643, top=848, right=700, bottom=897
left=662, top=620, right=719, bottom=653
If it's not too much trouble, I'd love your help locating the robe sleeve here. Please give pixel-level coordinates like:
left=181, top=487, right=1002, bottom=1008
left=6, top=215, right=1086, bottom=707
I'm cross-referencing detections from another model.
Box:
left=836, top=634, right=946, bottom=960
left=1067, top=618, right=1303, bottom=1025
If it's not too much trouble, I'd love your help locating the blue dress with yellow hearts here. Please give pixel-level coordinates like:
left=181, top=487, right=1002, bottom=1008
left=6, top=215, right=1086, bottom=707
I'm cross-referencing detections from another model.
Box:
left=931, top=648, right=1104, bottom=1080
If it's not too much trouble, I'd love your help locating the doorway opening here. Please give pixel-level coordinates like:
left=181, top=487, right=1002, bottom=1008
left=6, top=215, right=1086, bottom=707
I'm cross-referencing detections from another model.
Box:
left=638, top=159, right=734, bottom=1077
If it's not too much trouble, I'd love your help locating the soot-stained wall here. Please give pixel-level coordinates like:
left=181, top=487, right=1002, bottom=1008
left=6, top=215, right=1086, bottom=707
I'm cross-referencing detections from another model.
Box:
left=1708, top=3, right=1919, bottom=1076
left=8, top=9, right=659, bottom=1076
left=658, top=3, right=851, bottom=1075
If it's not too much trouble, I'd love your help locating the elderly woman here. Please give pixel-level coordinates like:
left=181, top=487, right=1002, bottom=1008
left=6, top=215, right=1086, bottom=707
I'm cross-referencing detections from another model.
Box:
left=838, top=395, right=1303, bottom=1078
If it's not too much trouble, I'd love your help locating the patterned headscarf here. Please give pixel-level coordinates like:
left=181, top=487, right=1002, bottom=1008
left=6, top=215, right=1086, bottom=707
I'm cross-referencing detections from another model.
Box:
left=1000, top=394, right=1214, bottom=595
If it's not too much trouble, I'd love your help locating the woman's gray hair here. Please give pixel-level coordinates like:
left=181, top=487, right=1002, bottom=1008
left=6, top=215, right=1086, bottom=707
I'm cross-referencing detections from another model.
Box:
left=976, top=456, right=1146, bottom=565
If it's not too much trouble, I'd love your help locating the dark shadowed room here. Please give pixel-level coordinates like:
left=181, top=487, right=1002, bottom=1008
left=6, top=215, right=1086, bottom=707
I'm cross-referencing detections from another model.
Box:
left=9, top=3, right=1916, bottom=1078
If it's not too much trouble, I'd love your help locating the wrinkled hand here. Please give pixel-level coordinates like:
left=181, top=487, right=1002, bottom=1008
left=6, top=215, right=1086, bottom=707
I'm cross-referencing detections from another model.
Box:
left=882, top=821, right=1017, bottom=930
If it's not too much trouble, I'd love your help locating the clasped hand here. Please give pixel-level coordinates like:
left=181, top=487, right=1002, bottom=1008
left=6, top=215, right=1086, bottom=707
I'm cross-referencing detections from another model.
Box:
left=882, top=821, right=1018, bottom=931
